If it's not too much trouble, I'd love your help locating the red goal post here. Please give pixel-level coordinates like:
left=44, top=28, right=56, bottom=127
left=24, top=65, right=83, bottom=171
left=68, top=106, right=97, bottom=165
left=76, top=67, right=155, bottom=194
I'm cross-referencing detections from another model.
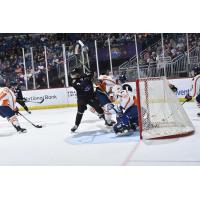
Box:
left=136, top=77, right=194, bottom=139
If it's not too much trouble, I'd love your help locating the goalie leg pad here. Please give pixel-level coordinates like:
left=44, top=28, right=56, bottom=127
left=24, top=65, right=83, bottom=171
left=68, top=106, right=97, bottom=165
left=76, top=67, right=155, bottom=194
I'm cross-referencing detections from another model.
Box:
left=113, top=121, right=130, bottom=133
left=124, top=105, right=139, bottom=126
left=114, top=105, right=138, bottom=133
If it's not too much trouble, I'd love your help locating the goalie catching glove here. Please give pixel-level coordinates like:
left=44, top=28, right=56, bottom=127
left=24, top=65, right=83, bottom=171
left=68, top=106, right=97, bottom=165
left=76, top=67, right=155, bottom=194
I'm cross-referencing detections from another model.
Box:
left=185, top=94, right=192, bottom=102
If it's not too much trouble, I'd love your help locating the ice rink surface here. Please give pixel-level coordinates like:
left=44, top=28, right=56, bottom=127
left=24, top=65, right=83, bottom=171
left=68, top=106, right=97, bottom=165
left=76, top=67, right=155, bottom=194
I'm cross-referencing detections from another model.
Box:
left=0, top=102, right=200, bottom=166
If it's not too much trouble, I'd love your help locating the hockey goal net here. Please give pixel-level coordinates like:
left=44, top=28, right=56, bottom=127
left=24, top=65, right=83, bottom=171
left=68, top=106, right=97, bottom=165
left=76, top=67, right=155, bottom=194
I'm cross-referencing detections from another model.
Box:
left=136, top=77, right=194, bottom=139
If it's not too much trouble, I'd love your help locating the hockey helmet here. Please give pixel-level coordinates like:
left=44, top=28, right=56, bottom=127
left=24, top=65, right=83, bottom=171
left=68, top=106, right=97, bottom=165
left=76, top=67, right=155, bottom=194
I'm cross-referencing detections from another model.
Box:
left=70, top=68, right=82, bottom=79
left=119, top=74, right=127, bottom=84
left=122, top=84, right=132, bottom=92
left=192, top=66, right=200, bottom=76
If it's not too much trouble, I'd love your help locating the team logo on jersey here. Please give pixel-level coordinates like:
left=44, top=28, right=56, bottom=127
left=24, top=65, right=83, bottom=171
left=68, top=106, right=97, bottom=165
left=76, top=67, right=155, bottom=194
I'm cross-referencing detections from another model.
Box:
left=84, top=86, right=92, bottom=92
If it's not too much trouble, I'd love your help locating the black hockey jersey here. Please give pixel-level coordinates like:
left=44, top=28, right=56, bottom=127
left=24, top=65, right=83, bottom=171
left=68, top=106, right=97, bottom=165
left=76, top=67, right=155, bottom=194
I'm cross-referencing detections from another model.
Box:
left=14, top=86, right=24, bottom=100
left=72, top=74, right=95, bottom=101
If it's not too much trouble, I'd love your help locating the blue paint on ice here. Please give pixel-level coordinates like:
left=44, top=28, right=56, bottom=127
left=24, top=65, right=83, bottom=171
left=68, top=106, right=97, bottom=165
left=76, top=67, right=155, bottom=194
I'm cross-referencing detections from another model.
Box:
left=66, top=130, right=140, bottom=145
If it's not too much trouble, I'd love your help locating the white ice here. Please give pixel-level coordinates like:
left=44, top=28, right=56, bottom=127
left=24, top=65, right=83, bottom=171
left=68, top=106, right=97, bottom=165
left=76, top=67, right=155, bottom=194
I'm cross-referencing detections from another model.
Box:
left=0, top=102, right=200, bottom=166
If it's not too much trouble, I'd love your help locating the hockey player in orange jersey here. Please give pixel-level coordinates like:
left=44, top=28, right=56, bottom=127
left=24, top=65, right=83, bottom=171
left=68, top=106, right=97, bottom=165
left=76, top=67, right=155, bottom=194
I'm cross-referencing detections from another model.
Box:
left=95, top=74, right=119, bottom=126
left=0, top=85, right=27, bottom=133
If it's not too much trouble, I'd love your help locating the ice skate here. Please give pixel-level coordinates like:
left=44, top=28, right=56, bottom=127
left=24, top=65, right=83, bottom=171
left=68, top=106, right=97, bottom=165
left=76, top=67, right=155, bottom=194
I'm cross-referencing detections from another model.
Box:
left=71, top=125, right=78, bottom=132
left=14, top=125, right=27, bottom=133
left=105, top=120, right=116, bottom=126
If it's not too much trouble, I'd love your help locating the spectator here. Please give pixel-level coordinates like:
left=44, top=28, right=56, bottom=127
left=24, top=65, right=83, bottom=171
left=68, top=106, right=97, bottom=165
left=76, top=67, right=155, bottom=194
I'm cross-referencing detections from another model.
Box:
left=15, top=64, right=23, bottom=74
left=1, top=33, right=200, bottom=89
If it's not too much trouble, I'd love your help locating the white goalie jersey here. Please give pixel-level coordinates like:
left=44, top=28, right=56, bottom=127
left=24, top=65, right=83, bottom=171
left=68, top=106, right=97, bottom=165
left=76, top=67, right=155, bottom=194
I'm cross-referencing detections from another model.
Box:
left=112, top=84, right=137, bottom=111
left=118, top=90, right=135, bottom=110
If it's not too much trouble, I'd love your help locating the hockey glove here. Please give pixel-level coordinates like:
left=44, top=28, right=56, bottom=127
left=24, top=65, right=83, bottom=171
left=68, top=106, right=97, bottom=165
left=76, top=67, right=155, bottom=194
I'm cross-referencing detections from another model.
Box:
left=23, top=98, right=27, bottom=102
left=14, top=107, right=19, bottom=115
left=116, top=106, right=123, bottom=118
left=16, top=97, right=27, bottom=102
left=169, top=84, right=178, bottom=93
left=185, top=94, right=192, bottom=102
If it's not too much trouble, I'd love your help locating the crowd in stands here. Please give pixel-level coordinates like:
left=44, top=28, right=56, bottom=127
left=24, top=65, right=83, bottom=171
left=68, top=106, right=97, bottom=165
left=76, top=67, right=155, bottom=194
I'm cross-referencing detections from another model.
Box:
left=138, top=33, right=200, bottom=66
left=0, top=34, right=74, bottom=89
left=0, top=33, right=156, bottom=89
left=0, top=33, right=199, bottom=90
left=78, top=33, right=159, bottom=48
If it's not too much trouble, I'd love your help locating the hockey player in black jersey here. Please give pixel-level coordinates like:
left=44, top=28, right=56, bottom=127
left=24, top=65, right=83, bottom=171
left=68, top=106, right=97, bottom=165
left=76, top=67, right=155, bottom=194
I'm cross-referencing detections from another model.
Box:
left=70, top=68, right=105, bottom=132
left=10, top=82, right=31, bottom=114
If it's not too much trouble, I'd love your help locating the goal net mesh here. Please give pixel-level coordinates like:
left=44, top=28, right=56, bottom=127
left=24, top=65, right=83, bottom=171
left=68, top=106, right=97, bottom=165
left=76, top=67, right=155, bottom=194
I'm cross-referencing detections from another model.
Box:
left=136, top=77, right=194, bottom=139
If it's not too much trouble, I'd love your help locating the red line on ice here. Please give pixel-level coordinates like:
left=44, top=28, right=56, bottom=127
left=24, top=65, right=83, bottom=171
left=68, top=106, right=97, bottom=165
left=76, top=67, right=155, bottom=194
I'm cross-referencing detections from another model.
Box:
left=122, top=141, right=141, bottom=166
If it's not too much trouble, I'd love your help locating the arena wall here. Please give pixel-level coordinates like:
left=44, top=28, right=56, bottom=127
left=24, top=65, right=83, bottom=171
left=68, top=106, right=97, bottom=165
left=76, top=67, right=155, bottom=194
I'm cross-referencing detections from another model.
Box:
left=19, top=78, right=193, bottom=111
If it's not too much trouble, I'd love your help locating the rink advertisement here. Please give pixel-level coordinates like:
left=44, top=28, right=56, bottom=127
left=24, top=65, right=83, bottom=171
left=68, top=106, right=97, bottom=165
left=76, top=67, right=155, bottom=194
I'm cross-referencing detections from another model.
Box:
left=169, top=78, right=192, bottom=98
left=19, top=78, right=192, bottom=110
left=128, top=78, right=192, bottom=99
left=66, top=87, right=77, bottom=105
left=21, top=88, right=77, bottom=110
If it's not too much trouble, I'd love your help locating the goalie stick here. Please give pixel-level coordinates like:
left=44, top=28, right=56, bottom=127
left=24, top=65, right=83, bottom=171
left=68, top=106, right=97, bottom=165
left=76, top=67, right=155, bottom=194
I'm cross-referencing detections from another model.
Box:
left=18, top=112, right=43, bottom=128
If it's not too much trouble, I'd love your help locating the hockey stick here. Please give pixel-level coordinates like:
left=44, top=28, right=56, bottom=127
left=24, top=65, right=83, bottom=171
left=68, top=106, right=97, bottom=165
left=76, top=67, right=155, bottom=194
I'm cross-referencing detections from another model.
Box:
left=147, top=99, right=188, bottom=121
left=18, top=112, right=43, bottom=128
left=161, top=99, right=188, bottom=122
left=181, top=99, right=188, bottom=105
left=24, top=98, right=44, bottom=104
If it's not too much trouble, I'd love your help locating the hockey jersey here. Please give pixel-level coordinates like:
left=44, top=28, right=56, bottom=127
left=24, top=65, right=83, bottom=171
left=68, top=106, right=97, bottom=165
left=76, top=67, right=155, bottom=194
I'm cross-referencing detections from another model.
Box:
left=14, top=86, right=23, bottom=100
left=98, top=75, right=116, bottom=93
left=190, top=74, right=200, bottom=97
left=118, top=90, right=137, bottom=111
left=71, top=75, right=95, bottom=102
left=0, top=87, right=16, bottom=110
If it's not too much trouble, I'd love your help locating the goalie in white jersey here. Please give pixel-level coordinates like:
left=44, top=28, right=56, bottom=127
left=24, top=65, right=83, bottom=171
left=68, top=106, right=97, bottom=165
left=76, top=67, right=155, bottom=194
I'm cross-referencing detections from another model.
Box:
left=0, top=85, right=27, bottom=133
left=185, top=67, right=200, bottom=116
left=113, top=83, right=138, bottom=136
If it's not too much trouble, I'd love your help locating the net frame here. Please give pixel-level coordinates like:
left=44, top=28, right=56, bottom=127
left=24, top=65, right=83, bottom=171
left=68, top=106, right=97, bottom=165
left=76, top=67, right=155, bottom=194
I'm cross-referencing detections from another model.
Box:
left=136, top=77, right=194, bottom=139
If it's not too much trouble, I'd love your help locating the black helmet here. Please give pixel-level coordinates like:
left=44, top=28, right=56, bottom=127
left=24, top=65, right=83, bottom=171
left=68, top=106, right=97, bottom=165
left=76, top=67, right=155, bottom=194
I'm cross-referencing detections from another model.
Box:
left=122, top=84, right=132, bottom=92
left=70, top=68, right=82, bottom=79
left=192, top=66, right=200, bottom=76
left=119, top=74, right=127, bottom=84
